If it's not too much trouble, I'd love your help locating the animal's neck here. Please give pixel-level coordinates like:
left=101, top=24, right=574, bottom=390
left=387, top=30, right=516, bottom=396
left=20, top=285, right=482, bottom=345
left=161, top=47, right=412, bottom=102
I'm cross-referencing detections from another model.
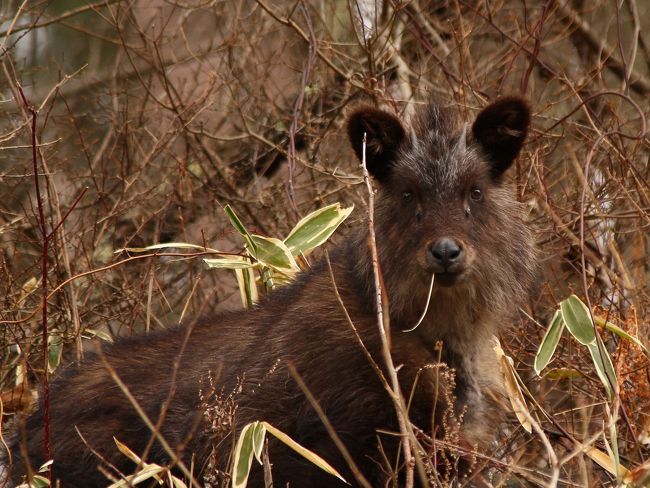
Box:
left=415, top=291, right=495, bottom=349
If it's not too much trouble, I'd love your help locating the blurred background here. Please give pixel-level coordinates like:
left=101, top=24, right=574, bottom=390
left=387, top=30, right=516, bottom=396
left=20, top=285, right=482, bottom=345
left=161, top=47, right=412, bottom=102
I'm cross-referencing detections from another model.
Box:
left=1, top=1, right=648, bottom=485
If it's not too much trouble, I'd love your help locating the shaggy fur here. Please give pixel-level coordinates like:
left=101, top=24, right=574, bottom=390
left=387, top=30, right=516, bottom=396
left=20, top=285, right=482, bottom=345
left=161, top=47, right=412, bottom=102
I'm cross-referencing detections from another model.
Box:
left=8, top=97, right=537, bottom=487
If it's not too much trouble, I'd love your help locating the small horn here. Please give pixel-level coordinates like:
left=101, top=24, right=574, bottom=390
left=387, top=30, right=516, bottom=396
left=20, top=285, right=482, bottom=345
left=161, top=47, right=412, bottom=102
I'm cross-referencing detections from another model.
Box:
left=409, top=126, right=419, bottom=150
left=454, top=123, right=467, bottom=155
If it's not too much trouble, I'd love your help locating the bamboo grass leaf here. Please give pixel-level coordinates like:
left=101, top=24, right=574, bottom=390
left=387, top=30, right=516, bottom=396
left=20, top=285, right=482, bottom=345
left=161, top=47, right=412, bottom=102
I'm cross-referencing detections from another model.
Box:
left=494, top=338, right=532, bottom=433
left=263, top=422, right=348, bottom=484
left=250, top=235, right=299, bottom=274
left=534, top=310, right=564, bottom=376
left=284, top=203, right=354, bottom=256
left=224, top=205, right=256, bottom=254
left=116, top=242, right=219, bottom=254
left=587, top=336, right=618, bottom=400
left=204, top=257, right=255, bottom=269
left=231, top=422, right=263, bottom=488
left=560, top=295, right=596, bottom=345
left=594, top=316, right=649, bottom=355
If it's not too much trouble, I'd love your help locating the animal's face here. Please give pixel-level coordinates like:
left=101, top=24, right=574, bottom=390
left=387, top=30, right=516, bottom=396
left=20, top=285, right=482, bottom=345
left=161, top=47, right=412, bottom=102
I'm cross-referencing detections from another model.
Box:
left=346, top=98, right=532, bottom=301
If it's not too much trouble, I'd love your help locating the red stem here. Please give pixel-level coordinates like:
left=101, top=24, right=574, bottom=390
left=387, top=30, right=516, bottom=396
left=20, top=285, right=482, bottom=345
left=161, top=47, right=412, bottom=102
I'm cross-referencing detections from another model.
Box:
left=17, top=84, right=52, bottom=474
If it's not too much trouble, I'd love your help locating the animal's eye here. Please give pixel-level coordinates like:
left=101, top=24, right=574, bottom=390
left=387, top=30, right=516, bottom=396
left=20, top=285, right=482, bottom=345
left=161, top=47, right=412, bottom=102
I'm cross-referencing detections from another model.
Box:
left=402, top=190, right=413, bottom=202
left=470, top=187, right=482, bottom=202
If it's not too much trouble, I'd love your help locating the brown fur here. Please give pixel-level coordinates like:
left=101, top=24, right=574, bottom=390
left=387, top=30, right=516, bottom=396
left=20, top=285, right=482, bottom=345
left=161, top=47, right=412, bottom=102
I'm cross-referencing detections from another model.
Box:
left=9, top=97, right=537, bottom=487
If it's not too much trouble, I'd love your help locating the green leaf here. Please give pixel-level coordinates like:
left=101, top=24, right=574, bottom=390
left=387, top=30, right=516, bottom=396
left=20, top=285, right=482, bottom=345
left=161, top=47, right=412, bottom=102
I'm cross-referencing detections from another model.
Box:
left=31, top=475, right=50, bottom=488
left=232, top=421, right=267, bottom=488
left=82, top=328, right=114, bottom=342
left=284, top=203, right=354, bottom=256
left=252, top=422, right=267, bottom=464
left=204, top=257, right=255, bottom=269
left=109, top=438, right=168, bottom=487
left=47, top=336, right=63, bottom=374
left=224, top=205, right=256, bottom=254
left=259, top=266, right=274, bottom=293
left=556, top=295, right=621, bottom=400
left=107, top=465, right=167, bottom=487
left=594, top=316, right=649, bottom=355
left=17, top=475, right=50, bottom=488
left=534, top=310, right=564, bottom=376
left=16, top=463, right=53, bottom=488
left=115, top=242, right=218, bottom=254
left=587, top=336, right=618, bottom=400
left=606, top=405, right=622, bottom=482
left=250, top=235, right=299, bottom=274
left=170, top=475, right=189, bottom=488
left=543, top=368, right=583, bottom=380
left=262, top=422, right=348, bottom=484
left=235, top=267, right=258, bottom=308
left=267, top=268, right=295, bottom=286
left=560, top=295, right=596, bottom=345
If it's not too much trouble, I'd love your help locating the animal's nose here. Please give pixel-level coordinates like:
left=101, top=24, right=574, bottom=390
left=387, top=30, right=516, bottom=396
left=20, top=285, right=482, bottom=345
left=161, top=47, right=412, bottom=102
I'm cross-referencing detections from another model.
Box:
left=429, top=238, right=464, bottom=270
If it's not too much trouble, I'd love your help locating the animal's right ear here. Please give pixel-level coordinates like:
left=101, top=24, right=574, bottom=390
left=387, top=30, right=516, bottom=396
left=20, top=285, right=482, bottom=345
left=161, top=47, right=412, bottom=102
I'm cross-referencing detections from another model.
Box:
left=472, top=97, right=531, bottom=179
left=346, top=107, right=406, bottom=181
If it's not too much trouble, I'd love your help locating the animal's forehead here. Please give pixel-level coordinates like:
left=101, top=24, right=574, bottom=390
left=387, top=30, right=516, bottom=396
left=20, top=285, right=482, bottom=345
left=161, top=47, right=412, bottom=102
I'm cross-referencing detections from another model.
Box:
left=394, top=128, right=484, bottom=191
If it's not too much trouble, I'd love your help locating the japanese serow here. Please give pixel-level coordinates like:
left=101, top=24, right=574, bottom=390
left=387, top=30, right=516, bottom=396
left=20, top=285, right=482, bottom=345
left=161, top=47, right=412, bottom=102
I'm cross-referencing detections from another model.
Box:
left=9, top=96, right=537, bottom=487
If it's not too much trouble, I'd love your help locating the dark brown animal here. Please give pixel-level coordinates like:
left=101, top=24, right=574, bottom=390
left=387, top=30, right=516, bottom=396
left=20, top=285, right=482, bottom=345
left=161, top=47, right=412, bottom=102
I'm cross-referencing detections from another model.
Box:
left=9, top=97, right=537, bottom=487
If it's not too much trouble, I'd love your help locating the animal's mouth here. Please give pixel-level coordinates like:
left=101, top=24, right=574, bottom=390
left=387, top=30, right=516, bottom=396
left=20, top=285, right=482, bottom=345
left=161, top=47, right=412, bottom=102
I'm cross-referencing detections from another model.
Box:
left=419, top=259, right=469, bottom=287
left=433, top=270, right=465, bottom=287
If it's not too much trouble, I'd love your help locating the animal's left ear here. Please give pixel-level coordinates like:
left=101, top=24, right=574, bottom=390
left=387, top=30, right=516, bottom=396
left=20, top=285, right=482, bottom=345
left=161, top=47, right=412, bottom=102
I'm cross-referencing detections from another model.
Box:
left=472, top=96, right=531, bottom=179
left=346, top=106, right=406, bottom=182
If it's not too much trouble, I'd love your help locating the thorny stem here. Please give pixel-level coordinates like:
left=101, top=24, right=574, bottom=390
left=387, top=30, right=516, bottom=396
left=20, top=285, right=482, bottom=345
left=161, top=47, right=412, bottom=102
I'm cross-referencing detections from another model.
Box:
left=360, top=133, right=415, bottom=488
left=15, top=83, right=52, bottom=477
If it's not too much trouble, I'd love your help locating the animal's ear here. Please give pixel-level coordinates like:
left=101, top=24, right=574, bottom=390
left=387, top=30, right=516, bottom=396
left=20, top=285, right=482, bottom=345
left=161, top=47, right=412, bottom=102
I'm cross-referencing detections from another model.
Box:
left=347, top=106, right=406, bottom=181
left=472, top=97, right=531, bottom=179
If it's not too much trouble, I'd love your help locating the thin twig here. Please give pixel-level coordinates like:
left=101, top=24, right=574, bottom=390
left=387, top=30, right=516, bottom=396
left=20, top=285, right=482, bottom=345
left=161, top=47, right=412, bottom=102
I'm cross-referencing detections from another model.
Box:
left=360, top=133, right=415, bottom=487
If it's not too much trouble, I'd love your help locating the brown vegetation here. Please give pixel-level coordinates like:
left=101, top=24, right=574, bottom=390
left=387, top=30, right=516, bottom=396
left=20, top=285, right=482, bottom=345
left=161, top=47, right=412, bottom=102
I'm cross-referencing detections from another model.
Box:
left=1, top=1, right=648, bottom=486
